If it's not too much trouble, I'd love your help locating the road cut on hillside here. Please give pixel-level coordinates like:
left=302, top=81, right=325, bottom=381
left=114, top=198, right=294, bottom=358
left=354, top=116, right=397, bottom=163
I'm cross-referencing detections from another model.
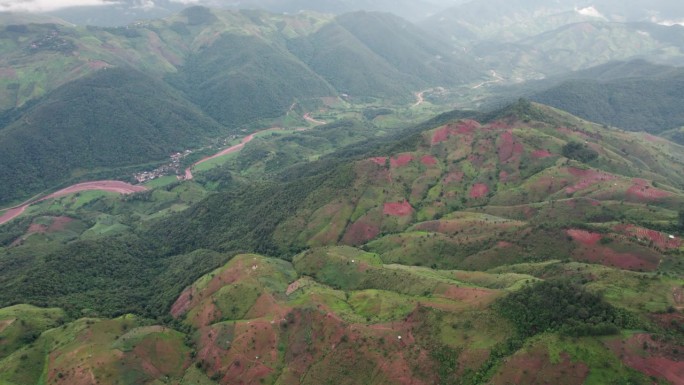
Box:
left=0, top=181, right=147, bottom=226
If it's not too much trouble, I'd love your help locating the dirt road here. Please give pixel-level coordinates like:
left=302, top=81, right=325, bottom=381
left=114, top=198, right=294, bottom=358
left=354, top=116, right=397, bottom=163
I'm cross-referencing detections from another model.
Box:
left=0, top=181, right=147, bottom=226
left=303, top=113, right=326, bottom=125
left=184, top=133, right=257, bottom=180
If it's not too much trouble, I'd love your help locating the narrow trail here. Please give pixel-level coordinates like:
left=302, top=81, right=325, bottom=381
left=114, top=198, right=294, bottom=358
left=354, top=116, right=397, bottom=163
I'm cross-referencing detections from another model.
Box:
left=303, top=113, right=326, bottom=125
left=0, top=181, right=147, bottom=226
left=412, top=90, right=426, bottom=107
left=471, top=70, right=505, bottom=89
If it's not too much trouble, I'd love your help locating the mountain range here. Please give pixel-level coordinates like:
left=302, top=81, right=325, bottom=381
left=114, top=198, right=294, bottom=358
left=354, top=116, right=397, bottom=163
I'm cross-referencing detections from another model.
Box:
left=0, top=3, right=683, bottom=385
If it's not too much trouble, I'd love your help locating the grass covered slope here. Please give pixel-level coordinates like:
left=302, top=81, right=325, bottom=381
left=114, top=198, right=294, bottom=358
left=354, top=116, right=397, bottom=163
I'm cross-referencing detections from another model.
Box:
left=0, top=101, right=682, bottom=384
left=0, top=67, right=225, bottom=206
left=1, top=247, right=679, bottom=385
left=268, top=101, right=684, bottom=272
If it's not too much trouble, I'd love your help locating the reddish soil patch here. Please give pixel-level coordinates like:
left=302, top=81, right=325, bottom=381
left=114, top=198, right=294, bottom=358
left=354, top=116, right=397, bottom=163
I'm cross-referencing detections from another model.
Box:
left=342, top=220, right=380, bottom=245
left=497, top=131, right=524, bottom=163
left=420, top=155, right=437, bottom=166
left=48, top=216, right=73, bottom=232
left=383, top=201, right=413, bottom=217
left=606, top=334, right=684, bottom=384
left=370, top=157, right=388, bottom=166
left=614, top=224, right=682, bottom=250
left=497, top=241, right=514, bottom=248
left=598, top=248, right=657, bottom=271
left=499, top=170, right=509, bottom=182
left=45, top=181, right=147, bottom=200
left=286, top=279, right=303, bottom=296
left=565, top=168, right=616, bottom=194
left=650, top=312, right=684, bottom=330
left=431, top=126, right=452, bottom=144
left=455, top=120, right=480, bottom=134
left=626, top=178, right=673, bottom=201
left=170, top=287, right=196, bottom=318
left=469, top=183, right=489, bottom=199
left=443, top=171, right=464, bottom=184
left=26, top=223, right=49, bottom=235
left=390, top=154, right=414, bottom=168
left=0, top=206, right=28, bottom=226
left=245, top=292, right=283, bottom=320
left=490, top=349, right=589, bottom=385
left=566, top=229, right=602, bottom=246
left=431, top=120, right=480, bottom=144
left=531, top=149, right=553, bottom=159
left=438, top=285, right=499, bottom=306
left=194, top=301, right=221, bottom=328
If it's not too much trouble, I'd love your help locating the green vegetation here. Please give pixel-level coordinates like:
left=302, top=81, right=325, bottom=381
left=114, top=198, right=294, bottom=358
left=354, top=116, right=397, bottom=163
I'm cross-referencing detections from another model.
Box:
left=0, top=82, right=683, bottom=384
left=0, top=67, right=225, bottom=206
left=562, top=141, right=599, bottom=163
left=496, top=280, right=634, bottom=338
left=532, top=70, right=684, bottom=133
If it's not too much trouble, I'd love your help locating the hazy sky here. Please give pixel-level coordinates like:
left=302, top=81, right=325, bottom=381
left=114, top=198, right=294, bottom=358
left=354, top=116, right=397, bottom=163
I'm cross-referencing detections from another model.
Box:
left=0, top=0, right=201, bottom=12
left=0, top=0, right=113, bottom=12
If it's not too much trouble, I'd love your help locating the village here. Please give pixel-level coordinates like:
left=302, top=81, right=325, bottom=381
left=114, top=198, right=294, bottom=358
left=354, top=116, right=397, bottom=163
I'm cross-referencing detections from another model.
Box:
left=133, top=150, right=192, bottom=183
left=133, top=134, right=240, bottom=183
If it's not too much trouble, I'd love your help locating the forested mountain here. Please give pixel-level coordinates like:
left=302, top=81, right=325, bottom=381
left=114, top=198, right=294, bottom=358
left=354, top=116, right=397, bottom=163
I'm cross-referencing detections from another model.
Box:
left=0, top=7, right=485, bottom=205
left=0, top=3, right=683, bottom=384
left=530, top=66, right=684, bottom=133
left=0, top=102, right=682, bottom=384
left=168, top=33, right=336, bottom=127
left=0, top=68, right=224, bottom=206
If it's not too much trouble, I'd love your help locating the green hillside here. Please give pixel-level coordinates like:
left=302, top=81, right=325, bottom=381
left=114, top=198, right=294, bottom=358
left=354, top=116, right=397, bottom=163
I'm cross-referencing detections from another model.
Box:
left=0, top=101, right=683, bottom=384
left=530, top=70, right=684, bottom=133
left=1, top=5, right=684, bottom=379
left=0, top=67, right=225, bottom=206
left=168, top=33, right=336, bottom=127
left=334, top=12, right=479, bottom=85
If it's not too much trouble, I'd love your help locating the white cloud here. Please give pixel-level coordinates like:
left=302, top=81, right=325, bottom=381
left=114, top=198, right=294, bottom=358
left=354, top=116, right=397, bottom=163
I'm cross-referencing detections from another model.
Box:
left=655, top=18, right=684, bottom=27
left=0, top=0, right=116, bottom=13
left=575, top=6, right=607, bottom=20
left=168, top=0, right=200, bottom=4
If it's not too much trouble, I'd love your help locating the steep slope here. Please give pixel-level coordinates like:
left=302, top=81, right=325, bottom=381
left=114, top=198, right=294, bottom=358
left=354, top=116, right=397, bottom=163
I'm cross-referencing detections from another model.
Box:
left=530, top=68, right=684, bottom=133
left=334, top=12, right=479, bottom=85
left=0, top=102, right=683, bottom=384
left=0, top=67, right=225, bottom=206
left=152, top=101, right=684, bottom=274
left=168, top=33, right=336, bottom=127
left=286, top=11, right=481, bottom=102
left=1, top=247, right=679, bottom=385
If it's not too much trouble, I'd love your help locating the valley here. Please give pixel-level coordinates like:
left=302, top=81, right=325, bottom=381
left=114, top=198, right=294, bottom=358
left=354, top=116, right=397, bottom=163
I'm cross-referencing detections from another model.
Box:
left=0, top=3, right=683, bottom=385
